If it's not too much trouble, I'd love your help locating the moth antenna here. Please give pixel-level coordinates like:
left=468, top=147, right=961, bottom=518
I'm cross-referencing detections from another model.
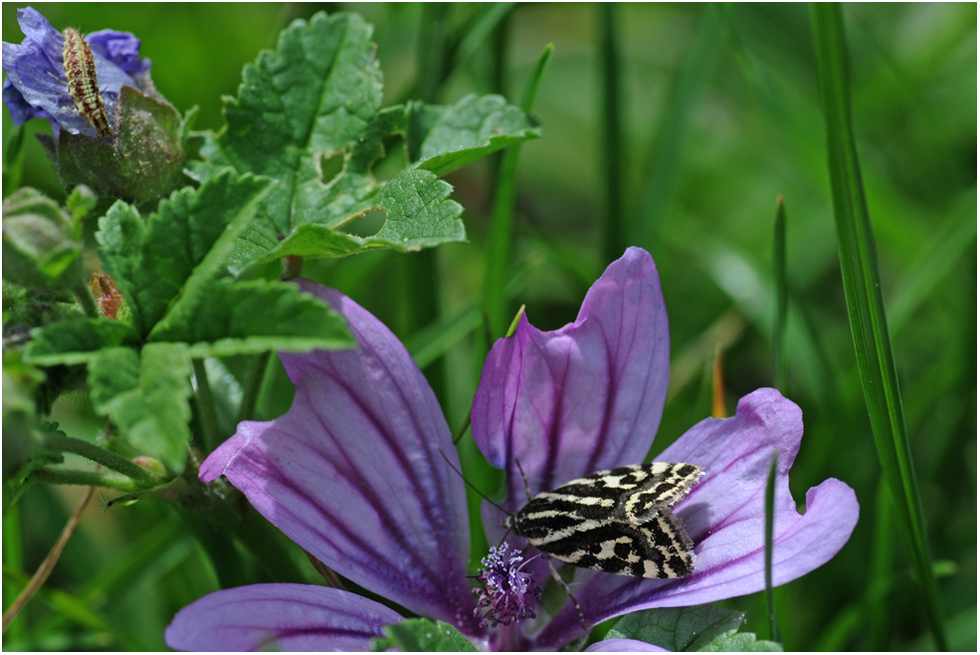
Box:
left=438, top=449, right=511, bottom=517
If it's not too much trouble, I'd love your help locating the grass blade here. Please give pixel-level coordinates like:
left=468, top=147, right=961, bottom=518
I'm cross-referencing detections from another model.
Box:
left=482, top=44, right=554, bottom=340
left=764, top=451, right=782, bottom=643
left=810, top=4, right=947, bottom=649
left=599, top=4, right=624, bottom=264
left=635, top=5, right=723, bottom=251
left=773, top=195, right=788, bottom=392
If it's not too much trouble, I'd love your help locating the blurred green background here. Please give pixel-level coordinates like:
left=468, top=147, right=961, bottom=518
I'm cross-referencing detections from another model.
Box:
left=2, top=3, right=975, bottom=651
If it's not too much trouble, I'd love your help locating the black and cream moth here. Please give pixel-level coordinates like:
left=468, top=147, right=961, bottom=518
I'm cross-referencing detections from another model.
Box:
left=63, top=27, right=111, bottom=138
left=505, top=462, right=704, bottom=579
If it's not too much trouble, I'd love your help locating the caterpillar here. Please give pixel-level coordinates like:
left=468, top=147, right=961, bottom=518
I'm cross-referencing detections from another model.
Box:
left=62, top=27, right=111, bottom=138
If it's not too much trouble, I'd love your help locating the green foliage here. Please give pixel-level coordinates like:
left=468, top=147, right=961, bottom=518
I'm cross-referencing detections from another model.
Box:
left=1, top=187, right=82, bottom=290
left=87, top=345, right=192, bottom=473
left=606, top=604, right=780, bottom=652
left=99, top=170, right=272, bottom=336
left=187, top=11, right=539, bottom=268
left=370, top=618, right=477, bottom=652
left=23, top=318, right=139, bottom=365
left=699, top=631, right=783, bottom=652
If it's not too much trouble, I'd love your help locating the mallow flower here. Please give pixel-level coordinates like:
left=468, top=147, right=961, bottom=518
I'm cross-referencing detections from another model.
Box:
left=165, top=247, right=859, bottom=651
left=2, top=7, right=187, bottom=204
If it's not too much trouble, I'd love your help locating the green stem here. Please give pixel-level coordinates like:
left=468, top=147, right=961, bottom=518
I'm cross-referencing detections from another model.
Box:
left=193, top=359, right=221, bottom=454
left=30, top=468, right=141, bottom=491
left=238, top=351, right=271, bottom=423
left=810, top=4, right=947, bottom=649
left=764, top=451, right=782, bottom=643
left=773, top=195, right=788, bottom=392
left=42, top=433, right=158, bottom=484
left=599, top=4, right=624, bottom=265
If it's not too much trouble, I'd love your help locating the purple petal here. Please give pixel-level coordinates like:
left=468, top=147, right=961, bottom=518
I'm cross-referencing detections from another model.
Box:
left=535, top=389, right=859, bottom=648
left=200, top=282, right=479, bottom=634
left=586, top=638, right=669, bottom=652
left=472, top=247, right=670, bottom=510
left=86, top=29, right=150, bottom=75
left=164, top=583, right=403, bottom=651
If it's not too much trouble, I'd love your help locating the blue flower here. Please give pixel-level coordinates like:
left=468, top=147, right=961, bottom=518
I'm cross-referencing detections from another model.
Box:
left=2, top=6, right=150, bottom=137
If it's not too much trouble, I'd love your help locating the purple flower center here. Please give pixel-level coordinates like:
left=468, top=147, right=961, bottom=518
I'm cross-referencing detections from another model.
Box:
left=472, top=544, right=542, bottom=628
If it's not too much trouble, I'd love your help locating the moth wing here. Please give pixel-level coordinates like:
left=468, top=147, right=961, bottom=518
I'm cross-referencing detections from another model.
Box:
left=540, top=510, right=696, bottom=579
left=616, top=463, right=704, bottom=526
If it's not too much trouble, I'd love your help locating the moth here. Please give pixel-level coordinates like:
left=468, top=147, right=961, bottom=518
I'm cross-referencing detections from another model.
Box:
left=62, top=27, right=111, bottom=138
left=505, top=462, right=704, bottom=579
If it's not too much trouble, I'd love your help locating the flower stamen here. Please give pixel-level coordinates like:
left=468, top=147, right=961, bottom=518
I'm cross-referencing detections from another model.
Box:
left=472, top=544, right=542, bottom=628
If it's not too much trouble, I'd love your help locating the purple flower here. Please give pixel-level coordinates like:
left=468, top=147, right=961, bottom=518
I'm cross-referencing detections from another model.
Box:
left=165, top=248, right=859, bottom=651
left=2, top=6, right=149, bottom=137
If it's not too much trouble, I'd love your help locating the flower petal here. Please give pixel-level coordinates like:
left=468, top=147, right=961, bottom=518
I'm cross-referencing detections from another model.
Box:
left=586, top=638, right=669, bottom=652
left=86, top=29, right=151, bottom=75
left=472, top=247, right=670, bottom=509
left=164, top=583, right=402, bottom=651
left=200, top=282, right=479, bottom=633
left=535, top=389, right=859, bottom=648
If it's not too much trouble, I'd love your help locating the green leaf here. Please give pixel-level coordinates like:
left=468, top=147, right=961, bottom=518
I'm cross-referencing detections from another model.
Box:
left=370, top=618, right=476, bottom=652
left=607, top=605, right=746, bottom=652
left=23, top=318, right=140, bottom=366
left=1, top=188, right=82, bottom=290
left=65, top=185, right=97, bottom=225
left=412, top=94, right=540, bottom=175
left=96, top=201, right=145, bottom=323
left=699, top=630, right=783, bottom=652
left=265, top=167, right=465, bottom=260
left=95, top=170, right=271, bottom=337
left=88, top=344, right=193, bottom=473
left=148, top=278, right=352, bottom=356
left=192, top=11, right=537, bottom=267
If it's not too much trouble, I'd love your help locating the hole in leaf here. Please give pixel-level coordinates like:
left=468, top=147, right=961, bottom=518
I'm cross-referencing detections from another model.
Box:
left=340, top=209, right=387, bottom=238
left=320, top=150, right=345, bottom=186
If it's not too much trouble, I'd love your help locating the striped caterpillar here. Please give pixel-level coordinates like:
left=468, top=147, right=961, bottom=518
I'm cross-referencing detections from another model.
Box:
left=62, top=27, right=111, bottom=138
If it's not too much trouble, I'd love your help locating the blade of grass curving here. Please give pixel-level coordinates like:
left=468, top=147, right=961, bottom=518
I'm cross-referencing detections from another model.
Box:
left=764, top=450, right=782, bottom=643
left=635, top=5, right=723, bottom=251
left=773, top=195, right=788, bottom=392
left=887, top=189, right=977, bottom=336
left=810, top=4, right=947, bottom=649
left=454, top=3, right=515, bottom=72
left=482, top=44, right=554, bottom=340
left=599, top=4, right=624, bottom=265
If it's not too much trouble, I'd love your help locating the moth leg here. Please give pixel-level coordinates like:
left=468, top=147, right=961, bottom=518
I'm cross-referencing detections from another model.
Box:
left=514, top=459, right=533, bottom=502
left=545, top=555, right=587, bottom=633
